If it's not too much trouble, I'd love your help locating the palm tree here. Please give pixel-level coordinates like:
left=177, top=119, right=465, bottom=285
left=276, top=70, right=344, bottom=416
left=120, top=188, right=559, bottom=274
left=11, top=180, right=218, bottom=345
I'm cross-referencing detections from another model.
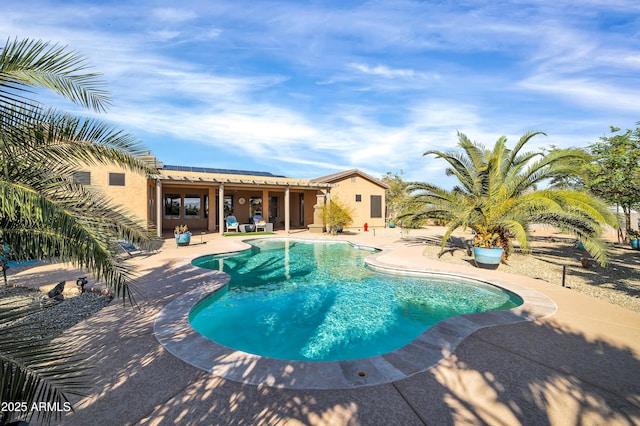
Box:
left=1, top=38, right=160, bottom=424
left=402, top=131, right=617, bottom=266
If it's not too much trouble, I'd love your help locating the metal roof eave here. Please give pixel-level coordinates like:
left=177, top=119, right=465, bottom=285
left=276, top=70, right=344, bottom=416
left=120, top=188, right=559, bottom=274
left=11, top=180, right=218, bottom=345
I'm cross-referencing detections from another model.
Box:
left=158, top=175, right=335, bottom=189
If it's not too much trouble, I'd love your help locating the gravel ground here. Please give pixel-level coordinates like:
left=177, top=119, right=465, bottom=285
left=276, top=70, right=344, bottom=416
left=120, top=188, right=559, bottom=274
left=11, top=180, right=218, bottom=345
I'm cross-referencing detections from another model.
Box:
left=0, top=266, right=112, bottom=339
left=414, top=232, right=640, bottom=313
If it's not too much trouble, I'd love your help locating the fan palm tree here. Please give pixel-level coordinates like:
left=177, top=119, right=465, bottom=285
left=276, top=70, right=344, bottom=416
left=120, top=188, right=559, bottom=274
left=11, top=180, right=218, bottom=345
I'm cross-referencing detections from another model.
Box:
left=402, top=131, right=617, bottom=266
left=1, top=38, right=160, bottom=424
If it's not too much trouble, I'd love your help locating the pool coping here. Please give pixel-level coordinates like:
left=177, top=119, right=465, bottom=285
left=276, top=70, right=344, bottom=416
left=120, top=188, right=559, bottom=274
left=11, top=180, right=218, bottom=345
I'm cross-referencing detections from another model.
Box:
left=153, top=237, right=557, bottom=390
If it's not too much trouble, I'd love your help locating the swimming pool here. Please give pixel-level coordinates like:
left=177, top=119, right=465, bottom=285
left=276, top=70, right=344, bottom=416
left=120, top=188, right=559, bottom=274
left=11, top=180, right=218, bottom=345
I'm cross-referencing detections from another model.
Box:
left=189, top=239, right=522, bottom=362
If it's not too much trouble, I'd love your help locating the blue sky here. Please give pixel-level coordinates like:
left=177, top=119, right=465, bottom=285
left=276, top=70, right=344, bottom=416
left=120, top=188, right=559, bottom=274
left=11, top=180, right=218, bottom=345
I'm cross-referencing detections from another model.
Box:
left=3, top=1, right=640, bottom=187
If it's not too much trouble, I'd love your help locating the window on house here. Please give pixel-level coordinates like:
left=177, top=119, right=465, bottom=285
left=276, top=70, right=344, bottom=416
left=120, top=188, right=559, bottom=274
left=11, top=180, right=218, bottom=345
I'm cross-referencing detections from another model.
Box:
left=355, top=194, right=362, bottom=202
left=269, top=196, right=279, bottom=221
left=164, top=194, right=181, bottom=219
left=223, top=195, right=233, bottom=217
left=184, top=195, right=201, bottom=219
left=148, top=189, right=155, bottom=222
left=72, top=171, right=91, bottom=185
left=250, top=197, right=263, bottom=218
left=216, top=195, right=235, bottom=222
left=370, top=195, right=382, bottom=218
left=204, top=194, right=209, bottom=219
left=108, top=172, right=125, bottom=186
left=299, top=195, right=305, bottom=225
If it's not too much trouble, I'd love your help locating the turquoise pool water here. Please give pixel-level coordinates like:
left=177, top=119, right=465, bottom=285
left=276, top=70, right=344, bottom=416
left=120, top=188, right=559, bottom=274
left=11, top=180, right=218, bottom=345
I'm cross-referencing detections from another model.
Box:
left=190, top=239, right=522, bottom=362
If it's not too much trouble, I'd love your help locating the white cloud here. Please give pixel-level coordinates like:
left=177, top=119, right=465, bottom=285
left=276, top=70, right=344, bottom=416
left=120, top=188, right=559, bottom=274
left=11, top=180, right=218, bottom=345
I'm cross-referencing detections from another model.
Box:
left=149, top=30, right=182, bottom=41
left=350, top=63, right=437, bottom=80
left=519, top=75, right=640, bottom=113
left=151, top=8, right=197, bottom=23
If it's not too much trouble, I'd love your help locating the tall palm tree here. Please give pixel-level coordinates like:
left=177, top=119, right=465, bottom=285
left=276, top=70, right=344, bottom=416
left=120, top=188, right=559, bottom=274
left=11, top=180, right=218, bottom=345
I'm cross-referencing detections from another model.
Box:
left=1, top=38, right=159, bottom=424
left=402, top=131, right=617, bottom=266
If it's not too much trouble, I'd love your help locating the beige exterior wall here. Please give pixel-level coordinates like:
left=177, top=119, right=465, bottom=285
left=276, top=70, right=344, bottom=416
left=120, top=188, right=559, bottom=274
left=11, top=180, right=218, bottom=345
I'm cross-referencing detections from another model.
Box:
left=77, top=163, right=150, bottom=227
left=302, top=190, right=318, bottom=228
left=324, top=175, right=387, bottom=230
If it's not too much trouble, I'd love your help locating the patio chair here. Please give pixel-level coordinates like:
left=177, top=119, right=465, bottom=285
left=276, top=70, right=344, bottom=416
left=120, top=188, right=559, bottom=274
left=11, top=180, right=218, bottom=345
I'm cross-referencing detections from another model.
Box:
left=226, top=215, right=239, bottom=232
left=116, top=239, right=143, bottom=257
left=253, top=215, right=267, bottom=232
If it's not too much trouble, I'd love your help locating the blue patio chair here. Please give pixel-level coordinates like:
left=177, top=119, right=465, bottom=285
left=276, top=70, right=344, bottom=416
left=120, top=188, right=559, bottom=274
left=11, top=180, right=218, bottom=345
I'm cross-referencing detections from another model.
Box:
left=253, top=215, right=267, bottom=232
left=116, top=239, right=143, bottom=257
left=226, top=215, right=239, bottom=232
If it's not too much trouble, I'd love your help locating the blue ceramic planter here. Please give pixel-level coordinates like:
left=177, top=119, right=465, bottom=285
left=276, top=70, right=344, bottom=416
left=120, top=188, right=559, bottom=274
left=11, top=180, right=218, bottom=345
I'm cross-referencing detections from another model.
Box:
left=175, top=233, right=191, bottom=246
left=631, top=239, right=640, bottom=250
left=473, top=247, right=504, bottom=270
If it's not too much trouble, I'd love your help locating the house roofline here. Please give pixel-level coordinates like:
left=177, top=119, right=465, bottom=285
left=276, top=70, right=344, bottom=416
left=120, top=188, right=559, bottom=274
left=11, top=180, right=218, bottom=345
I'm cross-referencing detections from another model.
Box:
left=311, top=168, right=390, bottom=189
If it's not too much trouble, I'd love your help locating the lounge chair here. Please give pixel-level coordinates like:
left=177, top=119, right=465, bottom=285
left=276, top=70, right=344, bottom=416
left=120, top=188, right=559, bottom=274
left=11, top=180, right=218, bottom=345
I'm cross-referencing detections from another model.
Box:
left=116, top=239, right=143, bottom=257
left=253, top=215, right=267, bottom=232
left=226, top=215, right=239, bottom=232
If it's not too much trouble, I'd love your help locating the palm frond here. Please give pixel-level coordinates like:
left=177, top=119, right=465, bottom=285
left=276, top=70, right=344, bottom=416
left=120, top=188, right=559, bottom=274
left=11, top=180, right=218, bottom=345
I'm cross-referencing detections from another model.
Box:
left=408, top=130, right=615, bottom=265
left=0, top=37, right=110, bottom=113
left=0, top=297, right=90, bottom=425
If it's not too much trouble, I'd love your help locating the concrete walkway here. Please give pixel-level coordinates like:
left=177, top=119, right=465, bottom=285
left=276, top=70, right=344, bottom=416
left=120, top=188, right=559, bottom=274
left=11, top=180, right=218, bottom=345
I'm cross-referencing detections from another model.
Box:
left=10, top=228, right=640, bottom=425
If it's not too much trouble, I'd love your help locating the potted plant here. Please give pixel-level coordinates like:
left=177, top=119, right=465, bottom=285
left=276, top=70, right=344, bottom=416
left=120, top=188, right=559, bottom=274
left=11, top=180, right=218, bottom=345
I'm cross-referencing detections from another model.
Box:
left=628, top=228, right=640, bottom=250
left=174, top=225, right=191, bottom=246
left=472, top=230, right=506, bottom=270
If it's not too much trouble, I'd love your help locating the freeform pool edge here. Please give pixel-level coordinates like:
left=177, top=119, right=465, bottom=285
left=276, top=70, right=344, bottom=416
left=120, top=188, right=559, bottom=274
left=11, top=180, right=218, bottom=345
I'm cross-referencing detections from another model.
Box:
left=153, top=239, right=557, bottom=390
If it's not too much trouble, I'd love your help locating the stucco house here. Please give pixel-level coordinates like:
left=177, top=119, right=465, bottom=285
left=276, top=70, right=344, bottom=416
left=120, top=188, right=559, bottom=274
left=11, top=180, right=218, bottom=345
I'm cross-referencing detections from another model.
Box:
left=311, top=169, right=390, bottom=232
left=74, top=154, right=388, bottom=236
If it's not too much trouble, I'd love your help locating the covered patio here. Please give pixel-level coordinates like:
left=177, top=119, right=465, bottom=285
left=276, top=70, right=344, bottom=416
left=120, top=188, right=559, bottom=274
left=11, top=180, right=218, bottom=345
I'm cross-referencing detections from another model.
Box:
left=150, top=166, right=334, bottom=235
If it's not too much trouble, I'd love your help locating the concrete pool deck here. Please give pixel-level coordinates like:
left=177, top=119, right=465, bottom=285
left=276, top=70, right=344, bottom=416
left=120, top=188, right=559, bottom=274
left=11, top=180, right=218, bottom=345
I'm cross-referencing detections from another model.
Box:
left=10, top=228, right=640, bottom=425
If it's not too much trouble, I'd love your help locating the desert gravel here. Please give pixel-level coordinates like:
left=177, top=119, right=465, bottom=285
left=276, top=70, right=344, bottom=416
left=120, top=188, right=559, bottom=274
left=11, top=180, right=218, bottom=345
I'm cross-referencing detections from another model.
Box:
left=416, top=232, right=640, bottom=313
left=0, top=283, right=112, bottom=339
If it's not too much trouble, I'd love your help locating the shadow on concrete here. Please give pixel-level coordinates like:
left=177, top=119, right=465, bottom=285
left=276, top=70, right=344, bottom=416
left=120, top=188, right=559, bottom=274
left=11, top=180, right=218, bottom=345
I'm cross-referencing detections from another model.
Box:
left=394, top=318, right=640, bottom=425
left=54, top=251, right=640, bottom=426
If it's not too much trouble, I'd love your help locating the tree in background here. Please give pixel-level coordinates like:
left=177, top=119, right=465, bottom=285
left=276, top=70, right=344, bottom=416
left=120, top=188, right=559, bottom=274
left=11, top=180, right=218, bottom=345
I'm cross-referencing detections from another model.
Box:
left=0, top=38, right=159, bottom=424
left=587, top=124, right=640, bottom=242
left=402, top=131, right=617, bottom=265
left=381, top=171, right=409, bottom=226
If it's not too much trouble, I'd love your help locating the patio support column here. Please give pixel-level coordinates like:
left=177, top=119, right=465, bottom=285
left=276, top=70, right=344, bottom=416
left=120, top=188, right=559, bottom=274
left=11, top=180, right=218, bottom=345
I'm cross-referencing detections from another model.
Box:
left=284, top=185, right=290, bottom=233
left=207, top=186, right=216, bottom=232
left=308, top=192, right=326, bottom=233
left=324, top=189, right=331, bottom=233
left=218, top=184, right=225, bottom=235
left=155, top=180, right=162, bottom=237
left=262, top=188, right=269, bottom=223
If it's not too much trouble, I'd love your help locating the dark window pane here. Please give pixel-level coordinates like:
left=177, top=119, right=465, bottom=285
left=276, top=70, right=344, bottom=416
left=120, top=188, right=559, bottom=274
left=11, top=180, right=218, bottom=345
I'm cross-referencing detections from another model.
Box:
left=73, top=171, right=91, bottom=185
left=109, top=172, right=125, bottom=186
left=370, top=195, right=382, bottom=218
left=184, top=195, right=201, bottom=219
left=164, top=194, right=181, bottom=219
